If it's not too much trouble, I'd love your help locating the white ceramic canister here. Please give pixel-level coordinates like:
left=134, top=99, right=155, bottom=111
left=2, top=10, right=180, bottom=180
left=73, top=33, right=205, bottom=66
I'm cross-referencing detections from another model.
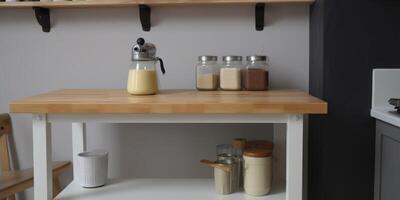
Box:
left=78, top=150, right=108, bottom=188
left=243, top=149, right=273, bottom=196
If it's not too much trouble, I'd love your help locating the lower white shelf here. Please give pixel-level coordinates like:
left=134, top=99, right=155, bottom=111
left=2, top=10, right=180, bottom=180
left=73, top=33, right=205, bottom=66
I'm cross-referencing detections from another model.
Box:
left=55, top=179, right=285, bottom=200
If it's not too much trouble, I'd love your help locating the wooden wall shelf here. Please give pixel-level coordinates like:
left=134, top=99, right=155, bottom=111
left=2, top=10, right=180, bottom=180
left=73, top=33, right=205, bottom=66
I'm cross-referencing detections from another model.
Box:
left=0, top=0, right=314, bottom=32
left=0, top=0, right=314, bottom=9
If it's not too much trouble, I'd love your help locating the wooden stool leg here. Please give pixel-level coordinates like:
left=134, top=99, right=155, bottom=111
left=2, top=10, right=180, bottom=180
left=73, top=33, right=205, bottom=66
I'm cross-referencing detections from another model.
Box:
left=53, top=177, right=61, bottom=198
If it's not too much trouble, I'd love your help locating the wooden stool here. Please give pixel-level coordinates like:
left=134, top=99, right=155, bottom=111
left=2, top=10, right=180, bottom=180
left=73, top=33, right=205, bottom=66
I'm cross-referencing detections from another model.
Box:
left=0, top=113, right=71, bottom=199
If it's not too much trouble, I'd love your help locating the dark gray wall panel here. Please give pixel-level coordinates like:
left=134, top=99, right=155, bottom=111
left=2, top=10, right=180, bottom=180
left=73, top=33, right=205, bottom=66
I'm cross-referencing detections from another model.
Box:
left=309, top=1, right=400, bottom=200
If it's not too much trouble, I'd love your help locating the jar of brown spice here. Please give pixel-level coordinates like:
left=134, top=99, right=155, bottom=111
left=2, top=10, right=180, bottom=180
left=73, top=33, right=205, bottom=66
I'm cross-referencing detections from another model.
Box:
left=242, top=55, right=269, bottom=91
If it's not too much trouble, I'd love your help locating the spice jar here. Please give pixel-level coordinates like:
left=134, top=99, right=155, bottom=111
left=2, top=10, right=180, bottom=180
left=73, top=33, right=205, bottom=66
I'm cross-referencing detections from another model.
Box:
left=243, top=148, right=273, bottom=196
left=216, top=155, right=239, bottom=194
left=220, top=56, right=243, bottom=90
left=242, top=55, right=269, bottom=91
left=196, top=56, right=219, bottom=91
left=232, top=138, right=247, bottom=189
left=216, top=144, right=235, bottom=158
left=200, top=156, right=239, bottom=195
left=215, top=144, right=240, bottom=193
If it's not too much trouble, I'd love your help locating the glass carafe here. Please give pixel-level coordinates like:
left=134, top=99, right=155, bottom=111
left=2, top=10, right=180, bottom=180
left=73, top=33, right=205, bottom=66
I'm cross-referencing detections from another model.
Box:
left=127, top=38, right=165, bottom=95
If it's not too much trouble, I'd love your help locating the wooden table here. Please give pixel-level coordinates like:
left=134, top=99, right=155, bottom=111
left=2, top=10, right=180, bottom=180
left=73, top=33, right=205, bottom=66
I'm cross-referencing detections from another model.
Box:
left=10, top=89, right=327, bottom=200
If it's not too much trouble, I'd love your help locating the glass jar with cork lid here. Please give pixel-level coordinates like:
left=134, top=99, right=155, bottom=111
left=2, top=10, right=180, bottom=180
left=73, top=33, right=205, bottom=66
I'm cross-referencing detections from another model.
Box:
left=242, top=55, right=269, bottom=91
left=196, top=56, right=219, bottom=91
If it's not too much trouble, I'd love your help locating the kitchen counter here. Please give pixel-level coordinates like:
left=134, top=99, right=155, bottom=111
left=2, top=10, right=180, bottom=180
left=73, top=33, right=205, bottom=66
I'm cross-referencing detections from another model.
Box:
left=370, top=69, right=400, bottom=128
left=371, top=107, right=400, bottom=128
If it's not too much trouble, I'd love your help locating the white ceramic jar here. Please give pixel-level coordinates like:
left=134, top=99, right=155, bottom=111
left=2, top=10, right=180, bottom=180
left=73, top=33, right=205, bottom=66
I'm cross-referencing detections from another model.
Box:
left=78, top=150, right=108, bottom=188
left=243, top=149, right=272, bottom=196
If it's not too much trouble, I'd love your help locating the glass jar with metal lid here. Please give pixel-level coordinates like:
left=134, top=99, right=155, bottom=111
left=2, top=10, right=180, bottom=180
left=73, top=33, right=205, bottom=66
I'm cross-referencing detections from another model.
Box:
left=242, top=55, right=269, bottom=91
left=196, top=55, right=219, bottom=91
left=220, top=56, right=243, bottom=91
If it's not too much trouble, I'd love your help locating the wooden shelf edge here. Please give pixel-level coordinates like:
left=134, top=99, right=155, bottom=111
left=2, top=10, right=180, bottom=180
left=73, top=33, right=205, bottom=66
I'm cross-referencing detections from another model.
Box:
left=8, top=89, right=328, bottom=114
left=0, top=0, right=314, bottom=9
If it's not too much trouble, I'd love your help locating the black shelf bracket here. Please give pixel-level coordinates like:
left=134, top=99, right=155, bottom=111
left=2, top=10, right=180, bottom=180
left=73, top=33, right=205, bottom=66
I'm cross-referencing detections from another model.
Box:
left=139, top=4, right=151, bottom=32
left=255, top=3, right=265, bottom=31
left=33, top=7, right=50, bottom=33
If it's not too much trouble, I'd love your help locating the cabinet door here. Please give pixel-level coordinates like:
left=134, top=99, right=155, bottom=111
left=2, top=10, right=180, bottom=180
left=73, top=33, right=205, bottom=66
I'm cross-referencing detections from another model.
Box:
left=375, top=120, right=400, bottom=200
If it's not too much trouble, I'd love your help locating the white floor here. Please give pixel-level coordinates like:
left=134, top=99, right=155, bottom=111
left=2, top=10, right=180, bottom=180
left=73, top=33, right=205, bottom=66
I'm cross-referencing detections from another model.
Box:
left=55, top=179, right=285, bottom=200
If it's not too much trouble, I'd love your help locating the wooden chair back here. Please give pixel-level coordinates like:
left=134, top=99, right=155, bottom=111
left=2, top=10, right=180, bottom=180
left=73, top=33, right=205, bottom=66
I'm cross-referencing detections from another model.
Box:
left=0, top=114, right=69, bottom=200
left=0, top=113, right=12, bottom=172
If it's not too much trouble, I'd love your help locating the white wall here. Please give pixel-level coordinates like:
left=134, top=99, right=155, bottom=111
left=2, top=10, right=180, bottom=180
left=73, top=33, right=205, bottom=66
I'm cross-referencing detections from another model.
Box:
left=0, top=4, right=309, bottom=199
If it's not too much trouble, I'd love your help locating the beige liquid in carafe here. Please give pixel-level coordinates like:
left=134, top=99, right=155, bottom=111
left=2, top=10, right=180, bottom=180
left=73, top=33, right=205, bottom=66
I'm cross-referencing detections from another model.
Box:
left=127, top=69, right=157, bottom=95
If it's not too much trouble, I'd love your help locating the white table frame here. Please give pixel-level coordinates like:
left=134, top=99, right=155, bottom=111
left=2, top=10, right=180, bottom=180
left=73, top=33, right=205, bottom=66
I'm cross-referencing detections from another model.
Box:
left=32, top=113, right=303, bottom=200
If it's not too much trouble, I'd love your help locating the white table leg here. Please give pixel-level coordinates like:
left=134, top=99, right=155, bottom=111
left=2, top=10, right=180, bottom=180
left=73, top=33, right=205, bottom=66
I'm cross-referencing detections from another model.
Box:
left=286, top=114, right=303, bottom=200
left=33, top=114, right=52, bottom=200
left=72, top=123, right=86, bottom=180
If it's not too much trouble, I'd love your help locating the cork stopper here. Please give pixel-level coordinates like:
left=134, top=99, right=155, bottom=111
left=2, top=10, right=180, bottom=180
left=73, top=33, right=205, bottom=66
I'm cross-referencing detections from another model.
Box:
left=246, top=140, right=273, bottom=150
left=244, top=149, right=272, bottom=158
left=232, top=138, right=247, bottom=150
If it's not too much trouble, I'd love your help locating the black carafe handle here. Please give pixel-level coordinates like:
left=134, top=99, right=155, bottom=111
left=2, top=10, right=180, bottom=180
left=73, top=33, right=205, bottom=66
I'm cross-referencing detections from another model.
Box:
left=157, top=57, right=166, bottom=74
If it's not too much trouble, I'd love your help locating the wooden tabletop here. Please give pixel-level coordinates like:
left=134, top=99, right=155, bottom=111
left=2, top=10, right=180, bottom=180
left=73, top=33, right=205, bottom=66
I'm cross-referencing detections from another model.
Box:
left=9, top=89, right=327, bottom=114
